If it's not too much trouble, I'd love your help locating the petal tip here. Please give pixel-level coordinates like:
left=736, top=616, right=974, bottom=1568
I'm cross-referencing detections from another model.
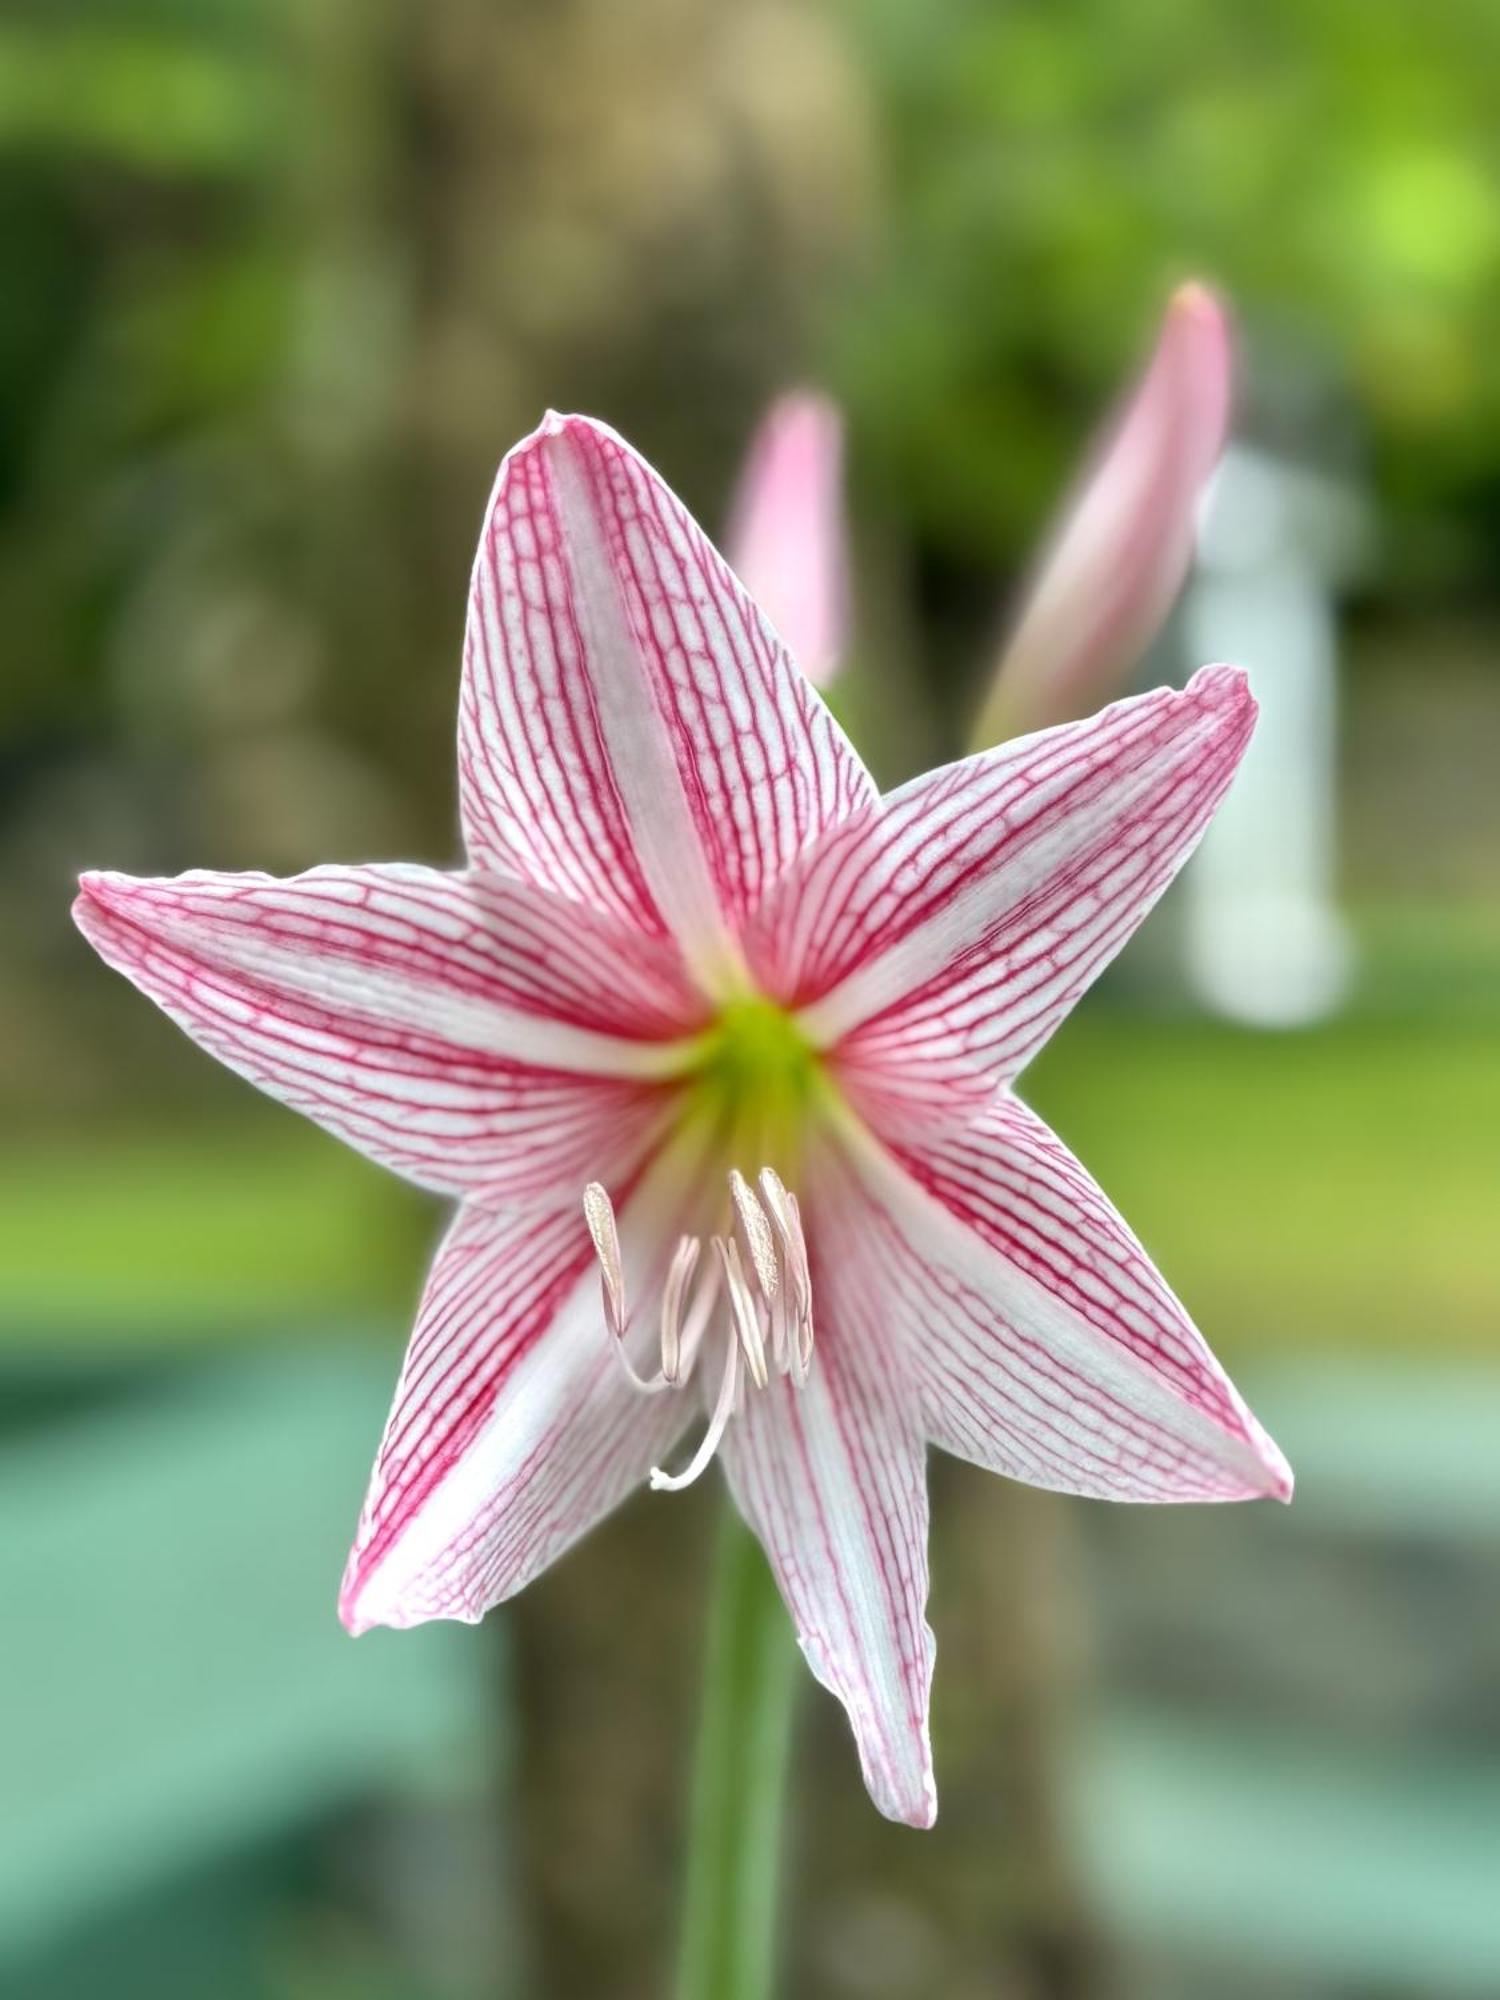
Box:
left=1169, top=278, right=1228, bottom=335
left=337, top=1545, right=435, bottom=1637
left=338, top=1563, right=408, bottom=1637
left=339, top=1530, right=495, bottom=1637
left=538, top=408, right=605, bottom=448
left=1165, top=282, right=1233, bottom=420
left=512, top=407, right=594, bottom=464
left=72, top=869, right=138, bottom=935
left=1238, top=1413, right=1294, bottom=1504
left=768, top=386, right=842, bottom=444
left=74, top=867, right=125, bottom=904
left=1186, top=661, right=1256, bottom=726
left=866, top=1765, right=938, bottom=1829
left=1261, top=1445, right=1296, bottom=1506
left=337, top=1552, right=375, bottom=1635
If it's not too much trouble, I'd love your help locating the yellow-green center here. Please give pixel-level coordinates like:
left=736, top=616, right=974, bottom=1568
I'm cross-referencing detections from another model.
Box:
left=686, top=996, right=825, bottom=1176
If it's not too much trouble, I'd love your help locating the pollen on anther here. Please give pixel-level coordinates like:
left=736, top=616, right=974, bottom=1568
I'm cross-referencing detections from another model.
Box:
left=729, top=1168, right=780, bottom=1300
left=583, top=1181, right=626, bottom=1338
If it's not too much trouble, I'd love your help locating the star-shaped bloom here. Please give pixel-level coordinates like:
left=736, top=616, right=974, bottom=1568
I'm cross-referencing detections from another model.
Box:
left=74, top=410, right=1290, bottom=1827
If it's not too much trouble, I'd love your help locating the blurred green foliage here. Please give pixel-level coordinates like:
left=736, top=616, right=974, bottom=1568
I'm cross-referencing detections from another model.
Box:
left=844, top=0, right=1500, bottom=580
left=0, top=1120, right=414, bottom=1336
left=6, top=0, right=1500, bottom=794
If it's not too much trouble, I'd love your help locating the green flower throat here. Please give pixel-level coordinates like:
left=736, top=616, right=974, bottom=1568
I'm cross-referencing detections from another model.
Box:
left=687, top=996, right=828, bottom=1179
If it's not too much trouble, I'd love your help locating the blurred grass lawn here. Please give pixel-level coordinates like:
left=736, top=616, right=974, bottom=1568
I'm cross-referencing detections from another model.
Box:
left=3, top=908, right=1496, bottom=1360
left=0, top=1123, right=419, bottom=1343
left=1028, top=1013, right=1498, bottom=1358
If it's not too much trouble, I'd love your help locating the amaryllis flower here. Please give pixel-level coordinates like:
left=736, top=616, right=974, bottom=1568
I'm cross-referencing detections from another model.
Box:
left=74, top=411, right=1290, bottom=1828
left=975, top=282, right=1233, bottom=743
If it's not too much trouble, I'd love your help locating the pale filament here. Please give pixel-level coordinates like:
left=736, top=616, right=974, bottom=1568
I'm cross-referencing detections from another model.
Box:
left=581, top=1168, right=816, bottom=1491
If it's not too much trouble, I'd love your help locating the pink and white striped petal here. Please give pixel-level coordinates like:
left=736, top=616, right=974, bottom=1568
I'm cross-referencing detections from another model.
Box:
left=975, top=284, right=1233, bottom=743
left=341, top=1142, right=709, bottom=1633
left=725, top=391, right=849, bottom=688
left=754, top=668, right=1254, bottom=1118
left=74, top=864, right=697, bottom=1206
left=832, top=1102, right=1290, bottom=1504
left=460, top=412, right=875, bottom=992
left=721, top=1173, right=936, bottom=1828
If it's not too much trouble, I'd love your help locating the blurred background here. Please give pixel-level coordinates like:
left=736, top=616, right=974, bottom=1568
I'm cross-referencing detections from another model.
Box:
left=3, top=0, right=1498, bottom=1995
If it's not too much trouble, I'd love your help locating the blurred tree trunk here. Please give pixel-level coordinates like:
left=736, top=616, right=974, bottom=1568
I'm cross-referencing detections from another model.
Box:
left=278, top=0, right=880, bottom=858
left=781, top=1470, right=1097, bottom=2000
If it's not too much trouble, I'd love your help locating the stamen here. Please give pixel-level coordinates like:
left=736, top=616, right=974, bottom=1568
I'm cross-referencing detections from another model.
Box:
left=729, top=1169, right=779, bottom=1300
left=768, top=1275, right=792, bottom=1377
left=760, top=1169, right=814, bottom=1373
left=758, top=1169, right=809, bottom=1315
left=659, top=1235, right=700, bottom=1385
left=585, top=1184, right=675, bottom=1395
left=788, top=1192, right=814, bottom=1370
left=583, top=1182, right=627, bottom=1339
left=675, top=1247, right=723, bottom=1380
left=650, top=1329, right=741, bottom=1492
left=611, top=1344, right=675, bottom=1395
left=717, top=1237, right=769, bottom=1390
left=585, top=1163, right=818, bottom=1490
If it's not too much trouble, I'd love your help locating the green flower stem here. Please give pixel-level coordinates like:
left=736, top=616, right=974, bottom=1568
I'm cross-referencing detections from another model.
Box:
left=676, top=1502, right=801, bottom=2000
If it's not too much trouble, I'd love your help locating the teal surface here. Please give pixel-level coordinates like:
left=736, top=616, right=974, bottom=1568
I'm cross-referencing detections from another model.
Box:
left=1069, top=1710, right=1500, bottom=1993
left=1068, top=1360, right=1500, bottom=1994
left=0, top=1343, right=492, bottom=1964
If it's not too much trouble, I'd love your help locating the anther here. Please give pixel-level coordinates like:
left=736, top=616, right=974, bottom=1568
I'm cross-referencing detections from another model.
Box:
left=759, top=1169, right=813, bottom=1371
left=585, top=1163, right=818, bottom=1491
left=729, top=1169, right=779, bottom=1300
left=583, top=1182, right=626, bottom=1339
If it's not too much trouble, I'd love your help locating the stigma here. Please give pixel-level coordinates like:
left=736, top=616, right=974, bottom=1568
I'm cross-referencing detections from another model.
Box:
left=582, top=1167, right=815, bottom=1491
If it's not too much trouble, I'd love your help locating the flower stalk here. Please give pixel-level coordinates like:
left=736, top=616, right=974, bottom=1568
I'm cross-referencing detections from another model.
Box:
left=677, top=1503, right=801, bottom=2000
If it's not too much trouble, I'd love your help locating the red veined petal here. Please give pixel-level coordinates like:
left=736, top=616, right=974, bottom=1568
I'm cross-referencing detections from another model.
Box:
left=460, top=412, right=875, bottom=990
left=828, top=1103, right=1291, bottom=1505
left=753, top=668, right=1254, bottom=1126
left=721, top=1168, right=936, bottom=1828
left=341, top=1138, right=710, bottom=1632
left=74, top=863, right=699, bottom=1207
